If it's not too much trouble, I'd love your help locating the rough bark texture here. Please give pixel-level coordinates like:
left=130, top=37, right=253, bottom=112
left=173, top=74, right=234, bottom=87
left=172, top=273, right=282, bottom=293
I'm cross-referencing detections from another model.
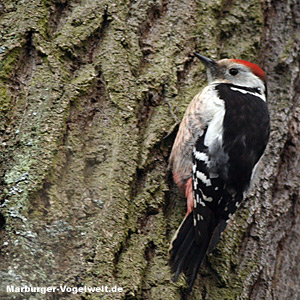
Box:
left=0, top=0, right=299, bottom=299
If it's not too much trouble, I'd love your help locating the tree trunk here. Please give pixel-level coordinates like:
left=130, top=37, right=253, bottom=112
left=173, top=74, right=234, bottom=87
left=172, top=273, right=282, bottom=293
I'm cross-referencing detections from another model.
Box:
left=0, top=0, right=299, bottom=299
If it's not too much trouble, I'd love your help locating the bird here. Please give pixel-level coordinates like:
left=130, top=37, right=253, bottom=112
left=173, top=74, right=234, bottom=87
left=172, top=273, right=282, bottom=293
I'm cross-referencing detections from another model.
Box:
left=168, top=52, right=270, bottom=290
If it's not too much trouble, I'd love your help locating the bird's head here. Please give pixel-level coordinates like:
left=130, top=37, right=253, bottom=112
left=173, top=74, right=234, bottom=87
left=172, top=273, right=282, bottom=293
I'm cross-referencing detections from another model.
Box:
left=194, top=52, right=266, bottom=92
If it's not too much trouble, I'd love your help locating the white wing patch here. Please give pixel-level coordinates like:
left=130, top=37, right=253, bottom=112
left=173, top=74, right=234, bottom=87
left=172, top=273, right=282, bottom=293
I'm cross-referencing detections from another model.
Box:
left=192, top=164, right=196, bottom=173
left=204, top=109, right=225, bottom=149
left=197, top=214, right=203, bottom=221
left=196, top=193, right=206, bottom=207
left=203, top=194, right=213, bottom=202
left=193, top=149, right=209, bottom=164
left=196, top=171, right=212, bottom=186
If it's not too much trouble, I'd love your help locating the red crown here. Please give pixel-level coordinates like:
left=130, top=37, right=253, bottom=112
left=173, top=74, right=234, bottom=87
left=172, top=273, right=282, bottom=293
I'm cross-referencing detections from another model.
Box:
left=230, top=59, right=266, bottom=82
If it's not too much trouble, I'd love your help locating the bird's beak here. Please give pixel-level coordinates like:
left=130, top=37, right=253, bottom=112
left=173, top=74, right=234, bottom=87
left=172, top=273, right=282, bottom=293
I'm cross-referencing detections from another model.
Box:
left=194, top=52, right=218, bottom=82
left=194, top=52, right=217, bottom=68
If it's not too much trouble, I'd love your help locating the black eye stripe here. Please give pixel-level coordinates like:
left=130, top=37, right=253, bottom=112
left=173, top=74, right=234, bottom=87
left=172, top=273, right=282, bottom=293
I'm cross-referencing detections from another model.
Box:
left=229, top=68, right=239, bottom=76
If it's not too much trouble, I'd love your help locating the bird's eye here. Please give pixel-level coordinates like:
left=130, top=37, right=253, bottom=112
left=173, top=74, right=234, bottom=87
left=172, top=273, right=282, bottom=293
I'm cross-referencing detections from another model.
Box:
left=229, top=68, right=239, bottom=76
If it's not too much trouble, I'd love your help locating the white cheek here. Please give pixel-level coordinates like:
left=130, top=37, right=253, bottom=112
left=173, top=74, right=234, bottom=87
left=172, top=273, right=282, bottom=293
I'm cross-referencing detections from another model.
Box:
left=232, top=73, right=265, bottom=92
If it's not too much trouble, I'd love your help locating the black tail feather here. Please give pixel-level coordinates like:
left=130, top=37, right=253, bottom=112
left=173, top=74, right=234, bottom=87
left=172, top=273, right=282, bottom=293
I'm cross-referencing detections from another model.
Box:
left=207, top=219, right=227, bottom=254
left=173, top=230, right=194, bottom=281
left=183, top=234, right=211, bottom=290
left=170, top=213, right=194, bottom=279
left=169, top=210, right=222, bottom=290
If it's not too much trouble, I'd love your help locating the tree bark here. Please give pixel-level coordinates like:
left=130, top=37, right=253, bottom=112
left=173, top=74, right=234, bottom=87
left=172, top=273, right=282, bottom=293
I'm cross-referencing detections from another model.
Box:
left=0, top=0, right=299, bottom=299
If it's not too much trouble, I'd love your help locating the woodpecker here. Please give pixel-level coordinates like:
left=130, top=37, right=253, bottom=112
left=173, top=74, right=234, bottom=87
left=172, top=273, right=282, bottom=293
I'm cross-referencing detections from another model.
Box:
left=169, top=53, right=270, bottom=290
